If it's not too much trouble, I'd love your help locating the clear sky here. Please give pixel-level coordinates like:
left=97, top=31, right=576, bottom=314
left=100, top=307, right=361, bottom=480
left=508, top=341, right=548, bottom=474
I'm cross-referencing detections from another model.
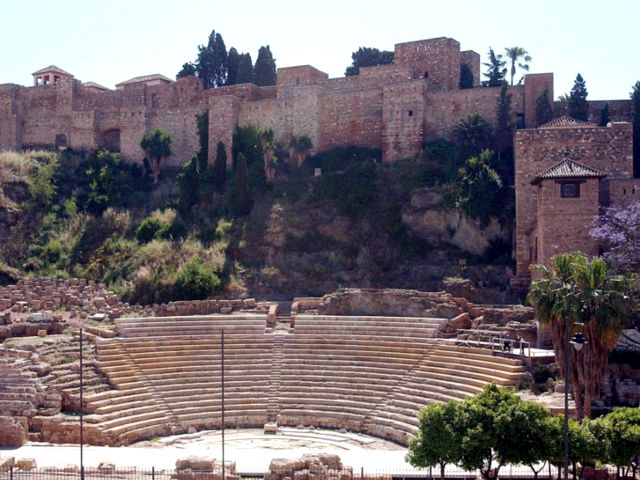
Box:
left=2, top=0, right=638, bottom=100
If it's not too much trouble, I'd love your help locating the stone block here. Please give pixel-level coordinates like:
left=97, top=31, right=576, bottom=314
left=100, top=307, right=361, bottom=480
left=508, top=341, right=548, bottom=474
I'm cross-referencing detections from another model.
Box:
left=16, top=458, right=37, bottom=471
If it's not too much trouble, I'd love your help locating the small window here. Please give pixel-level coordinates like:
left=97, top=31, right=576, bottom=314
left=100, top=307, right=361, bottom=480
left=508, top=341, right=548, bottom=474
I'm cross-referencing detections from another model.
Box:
left=561, top=182, right=580, bottom=198
left=408, top=110, right=413, bottom=117
left=151, top=94, right=159, bottom=108
left=295, top=78, right=301, bottom=86
left=423, top=71, right=429, bottom=79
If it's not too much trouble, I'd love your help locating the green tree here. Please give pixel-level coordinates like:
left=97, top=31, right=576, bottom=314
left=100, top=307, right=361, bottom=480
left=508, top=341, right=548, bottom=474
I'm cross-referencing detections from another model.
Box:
left=546, top=416, right=604, bottom=479
left=254, top=46, right=277, bottom=86
left=504, top=47, right=532, bottom=86
left=345, top=47, right=394, bottom=76
left=527, top=252, right=636, bottom=419
left=196, top=110, right=209, bottom=172
left=568, top=74, right=589, bottom=121
left=196, top=30, right=228, bottom=88
left=77, top=149, right=134, bottom=214
left=176, top=62, right=197, bottom=79
left=233, top=152, right=252, bottom=216
left=598, top=103, right=611, bottom=127
left=174, top=256, right=221, bottom=300
left=236, top=53, right=254, bottom=84
left=631, top=82, right=640, bottom=176
left=494, top=84, right=514, bottom=175
left=407, top=402, right=463, bottom=479
left=535, top=87, right=555, bottom=127
left=455, top=150, right=503, bottom=226
left=454, top=113, right=493, bottom=159
left=482, top=48, right=506, bottom=87
left=212, top=141, right=228, bottom=193
left=29, top=156, right=58, bottom=210
left=140, top=129, right=172, bottom=183
left=177, top=156, right=200, bottom=212
left=597, top=407, right=640, bottom=478
left=226, top=47, right=240, bottom=86
left=460, top=62, right=474, bottom=89
left=232, top=125, right=268, bottom=193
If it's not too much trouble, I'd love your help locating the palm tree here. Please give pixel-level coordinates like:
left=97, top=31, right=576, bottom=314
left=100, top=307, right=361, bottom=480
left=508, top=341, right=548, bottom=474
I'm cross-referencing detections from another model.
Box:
left=504, top=47, right=532, bottom=86
left=527, top=252, right=635, bottom=419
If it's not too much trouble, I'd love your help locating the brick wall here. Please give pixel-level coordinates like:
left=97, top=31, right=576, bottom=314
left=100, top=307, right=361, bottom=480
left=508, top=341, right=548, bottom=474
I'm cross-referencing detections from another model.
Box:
left=524, top=73, right=554, bottom=128
left=460, top=50, right=481, bottom=87
left=513, top=122, right=633, bottom=286
left=393, top=38, right=461, bottom=92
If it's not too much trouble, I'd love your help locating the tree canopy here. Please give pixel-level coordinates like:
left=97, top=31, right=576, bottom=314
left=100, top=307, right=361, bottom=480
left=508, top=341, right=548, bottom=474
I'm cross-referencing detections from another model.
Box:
left=454, top=149, right=503, bottom=226
left=590, top=201, right=640, bottom=275
left=460, top=63, right=474, bottom=89
left=196, top=30, right=228, bottom=88
left=482, top=48, right=506, bottom=87
left=568, top=74, right=589, bottom=121
left=345, top=47, right=394, bottom=76
left=254, top=46, right=277, bottom=86
left=535, top=87, right=554, bottom=127
left=140, top=129, right=172, bottom=183
left=504, top=47, right=532, bottom=85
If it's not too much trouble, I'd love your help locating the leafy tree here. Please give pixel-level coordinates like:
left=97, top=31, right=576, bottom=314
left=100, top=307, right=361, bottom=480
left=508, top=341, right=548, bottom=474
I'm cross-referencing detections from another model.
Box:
left=590, top=202, right=640, bottom=275
left=527, top=252, right=636, bottom=419
left=135, top=216, right=164, bottom=243
left=226, top=47, right=240, bottom=86
left=454, top=114, right=493, bottom=159
left=236, top=53, right=255, bottom=84
left=233, top=152, right=252, bottom=217
left=509, top=400, right=555, bottom=478
left=407, top=401, right=463, bottom=479
left=494, top=84, right=514, bottom=173
left=232, top=125, right=268, bottom=193
left=455, top=150, right=503, bottom=226
left=459, top=62, right=474, bottom=89
left=254, top=46, right=277, bottom=86
left=598, top=103, right=611, bottom=127
left=174, top=256, right=221, bottom=300
left=176, top=62, right=197, bottom=79
left=140, top=129, right=172, bottom=183
left=631, top=81, right=640, bottom=176
left=345, top=47, right=394, bottom=76
left=29, top=157, right=59, bottom=209
left=482, top=48, right=506, bottom=87
left=177, top=156, right=200, bottom=212
left=568, top=74, right=589, bottom=121
left=76, top=150, right=134, bottom=214
left=504, top=47, right=532, bottom=86
left=597, top=407, right=640, bottom=478
left=535, top=87, right=555, bottom=127
left=212, top=141, right=228, bottom=193
left=546, top=416, right=604, bottom=479
left=196, top=30, right=228, bottom=88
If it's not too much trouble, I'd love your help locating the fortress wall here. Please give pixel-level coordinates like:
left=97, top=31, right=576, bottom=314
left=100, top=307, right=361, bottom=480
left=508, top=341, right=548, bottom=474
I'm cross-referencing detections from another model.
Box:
left=238, top=97, right=293, bottom=144
left=0, top=86, right=18, bottom=150
left=394, top=37, right=460, bottom=92
left=524, top=73, right=554, bottom=128
left=425, top=85, right=524, bottom=140
left=292, top=86, right=323, bottom=154
left=606, top=178, right=640, bottom=209
left=514, top=122, right=633, bottom=284
left=553, top=99, right=632, bottom=124
left=208, top=96, right=239, bottom=168
left=146, top=105, right=204, bottom=166
left=118, top=109, right=148, bottom=163
left=382, top=81, right=426, bottom=162
left=319, top=87, right=384, bottom=152
left=460, top=50, right=481, bottom=87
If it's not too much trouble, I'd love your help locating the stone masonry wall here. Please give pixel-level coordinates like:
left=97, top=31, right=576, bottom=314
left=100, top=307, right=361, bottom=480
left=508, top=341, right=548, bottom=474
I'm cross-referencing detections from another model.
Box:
left=513, top=122, right=633, bottom=286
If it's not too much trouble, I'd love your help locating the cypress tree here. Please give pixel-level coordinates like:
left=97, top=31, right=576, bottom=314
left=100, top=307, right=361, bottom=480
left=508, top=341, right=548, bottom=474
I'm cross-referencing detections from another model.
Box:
left=632, top=81, right=640, bottom=177
left=233, top=153, right=252, bottom=217
left=254, top=46, right=277, bottom=86
left=598, top=103, right=611, bottom=127
left=236, top=53, right=254, bottom=84
left=196, top=30, right=228, bottom=88
left=177, top=156, right=200, bottom=212
left=459, top=63, right=474, bottom=89
left=535, top=87, right=554, bottom=127
left=226, top=47, right=240, bottom=86
left=212, top=141, right=227, bottom=193
left=568, top=74, right=589, bottom=121
left=482, top=48, right=506, bottom=87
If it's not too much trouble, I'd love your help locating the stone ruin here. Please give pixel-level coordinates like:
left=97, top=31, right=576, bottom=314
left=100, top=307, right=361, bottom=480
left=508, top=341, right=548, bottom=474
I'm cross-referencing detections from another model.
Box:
left=267, top=454, right=350, bottom=480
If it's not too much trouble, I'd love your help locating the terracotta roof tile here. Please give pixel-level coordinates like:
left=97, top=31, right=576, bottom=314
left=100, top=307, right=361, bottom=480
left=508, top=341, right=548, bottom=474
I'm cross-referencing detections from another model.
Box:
left=538, top=116, right=597, bottom=129
left=31, top=65, right=74, bottom=77
left=116, top=73, right=173, bottom=87
left=531, top=159, right=606, bottom=185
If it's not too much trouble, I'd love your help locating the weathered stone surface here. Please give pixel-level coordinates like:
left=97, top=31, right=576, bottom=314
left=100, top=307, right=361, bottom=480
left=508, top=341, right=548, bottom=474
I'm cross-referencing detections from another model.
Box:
left=176, top=456, right=215, bottom=472
left=0, top=416, right=28, bottom=447
left=15, top=458, right=37, bottom=471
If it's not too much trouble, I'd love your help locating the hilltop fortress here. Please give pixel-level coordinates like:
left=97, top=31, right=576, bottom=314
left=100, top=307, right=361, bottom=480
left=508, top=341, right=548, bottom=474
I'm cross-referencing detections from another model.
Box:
left=0, top=36, right=638, bottom=287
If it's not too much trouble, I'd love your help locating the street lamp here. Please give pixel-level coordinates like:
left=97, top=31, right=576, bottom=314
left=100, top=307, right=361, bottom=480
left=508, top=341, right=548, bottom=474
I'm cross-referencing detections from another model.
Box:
left=563, top=324, right=588, bottom=480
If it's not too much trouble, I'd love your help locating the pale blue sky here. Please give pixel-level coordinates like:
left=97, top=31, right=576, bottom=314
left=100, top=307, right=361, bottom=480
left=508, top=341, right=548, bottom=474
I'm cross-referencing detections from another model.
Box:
left=2, top=0, right=638, bottom=100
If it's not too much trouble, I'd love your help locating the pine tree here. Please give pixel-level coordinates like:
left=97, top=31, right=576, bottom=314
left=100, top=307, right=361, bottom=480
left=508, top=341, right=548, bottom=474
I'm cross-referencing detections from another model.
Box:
left=236, top=53, right=254, bottom=84
left=226, top=47, right=240, bottom=86
left=459, top=63, right=474, bottom=89
left=598, top=103, right=611, bottom=127
left=176, top=62, right=197, bottom=79
left=233, top=153, right=252, bottom=217
left=535, top=87, right=554, bottom=127
left=632, top=81, right=640, bottom=176
left=482, top=48, right=506, bottom=87
left=568, top=74, right=589, bottom=121
left=196, top=30, right=228, bottom=88
left=212, top=141, right=227, bottom=193
left=254, top=46, right=277, bottom=86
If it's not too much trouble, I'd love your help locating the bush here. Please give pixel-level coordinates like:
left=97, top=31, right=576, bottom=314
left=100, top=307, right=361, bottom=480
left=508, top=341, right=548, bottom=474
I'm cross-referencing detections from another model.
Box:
left=174, top=256, right=221, bottom=300
left=136, top=217, right=164, bottom=243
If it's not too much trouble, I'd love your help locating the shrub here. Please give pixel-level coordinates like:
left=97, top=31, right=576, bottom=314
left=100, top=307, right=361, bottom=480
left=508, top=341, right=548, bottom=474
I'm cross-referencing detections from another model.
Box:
left=136, top=217, right=164, bottom=243
left=174, top=256, right=221, bottom=300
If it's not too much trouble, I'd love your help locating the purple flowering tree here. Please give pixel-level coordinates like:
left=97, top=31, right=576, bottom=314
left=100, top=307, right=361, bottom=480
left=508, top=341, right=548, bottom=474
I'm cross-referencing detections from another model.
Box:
left=590, top=202, right=640, bottom=274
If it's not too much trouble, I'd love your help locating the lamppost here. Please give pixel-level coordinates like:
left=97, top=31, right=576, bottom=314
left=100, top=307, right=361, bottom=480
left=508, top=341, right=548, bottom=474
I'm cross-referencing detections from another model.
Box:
left=563, top=324, right=588, bottom=480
